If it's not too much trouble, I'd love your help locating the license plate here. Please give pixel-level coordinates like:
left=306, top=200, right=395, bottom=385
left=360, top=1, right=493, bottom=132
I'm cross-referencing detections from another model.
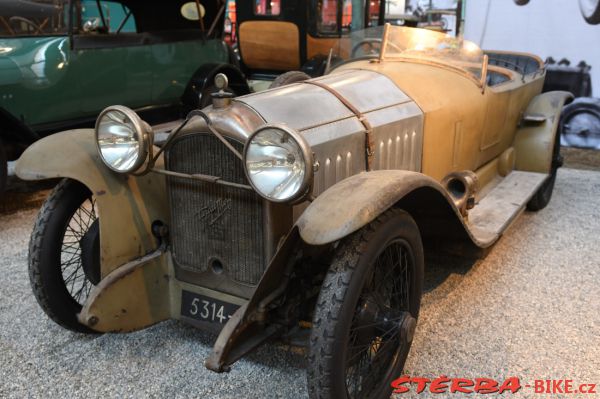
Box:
left=180, top=290, right=240, bottom=325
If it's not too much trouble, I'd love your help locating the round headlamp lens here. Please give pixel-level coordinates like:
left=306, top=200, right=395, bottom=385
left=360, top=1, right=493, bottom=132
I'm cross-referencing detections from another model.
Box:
left=245, top=126, right=311, bottom=202
left=96, top=107, right=145, bottom=173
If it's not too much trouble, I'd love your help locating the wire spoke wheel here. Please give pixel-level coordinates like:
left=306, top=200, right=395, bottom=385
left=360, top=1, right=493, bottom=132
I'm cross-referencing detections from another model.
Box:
left=29, top=179, right=102, bottom=333
left=344, top=240, right=414, bottom=398
left=60, top=197, right=97, bottom=305
left=307, top=209, right=423, bottom=399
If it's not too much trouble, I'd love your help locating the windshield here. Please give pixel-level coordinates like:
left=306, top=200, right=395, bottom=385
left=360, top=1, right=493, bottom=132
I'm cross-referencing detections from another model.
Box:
left=341, top=25, right=486, bottom=84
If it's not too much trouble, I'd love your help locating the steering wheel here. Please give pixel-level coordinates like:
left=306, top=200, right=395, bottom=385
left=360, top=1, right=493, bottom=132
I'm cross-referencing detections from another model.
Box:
left=351, top=38, right=382, bottom=58
left=351, top=38, right=405, bottom=58
left=9, top=16, right=42, bottom=34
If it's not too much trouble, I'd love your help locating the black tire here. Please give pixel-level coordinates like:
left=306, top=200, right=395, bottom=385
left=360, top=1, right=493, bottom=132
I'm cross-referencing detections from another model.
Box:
left=579, top=0, right=600, bottom=24
left=514, top=0, right=530, bottom=5
left=526, top=131, right=562, bottom=211
left=269, top=71, right=311, bottom=89
left=307, top=209, right=424, bottom=399
left=0, top=138, right=7, bottom=194
left=29, top=178, right=101, bottom=333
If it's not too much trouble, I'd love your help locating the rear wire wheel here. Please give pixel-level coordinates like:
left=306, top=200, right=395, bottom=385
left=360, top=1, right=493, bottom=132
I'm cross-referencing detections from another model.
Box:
left=29, top=178, right=101, bottom=333
left=307, top=209, right=424, bottom=399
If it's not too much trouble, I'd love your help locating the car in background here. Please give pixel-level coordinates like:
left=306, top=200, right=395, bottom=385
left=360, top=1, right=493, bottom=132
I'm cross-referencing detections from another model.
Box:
left=0, top=0, right=249, bottom=193
left=229, top=0, right=386, bottom=90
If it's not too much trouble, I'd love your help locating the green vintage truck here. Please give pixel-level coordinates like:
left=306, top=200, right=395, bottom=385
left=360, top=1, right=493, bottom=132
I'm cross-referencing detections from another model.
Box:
left=0, top=0, right=249, bottom=193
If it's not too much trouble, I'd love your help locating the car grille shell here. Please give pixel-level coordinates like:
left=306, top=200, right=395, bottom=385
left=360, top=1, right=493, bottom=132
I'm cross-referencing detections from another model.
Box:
left=166, top=133, right=265, bottom=286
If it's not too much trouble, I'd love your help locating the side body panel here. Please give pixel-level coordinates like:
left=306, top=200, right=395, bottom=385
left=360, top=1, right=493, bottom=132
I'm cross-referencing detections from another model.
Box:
left=335, top=60, right=545, bottom=181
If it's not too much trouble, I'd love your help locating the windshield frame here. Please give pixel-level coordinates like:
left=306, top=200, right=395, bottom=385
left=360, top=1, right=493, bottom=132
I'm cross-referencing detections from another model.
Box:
left=377, top=23, right=488, bottom=89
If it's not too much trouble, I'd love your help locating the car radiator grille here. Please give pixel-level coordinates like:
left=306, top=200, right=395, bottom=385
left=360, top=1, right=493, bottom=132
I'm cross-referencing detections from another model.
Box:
left=166, top=133, right=265, bottom=285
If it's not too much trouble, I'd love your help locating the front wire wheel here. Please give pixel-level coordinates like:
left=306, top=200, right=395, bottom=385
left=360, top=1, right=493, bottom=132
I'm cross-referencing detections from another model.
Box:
left=308, top=209, right=424, bottom=399
left=29, top=178, right=101, bottom=333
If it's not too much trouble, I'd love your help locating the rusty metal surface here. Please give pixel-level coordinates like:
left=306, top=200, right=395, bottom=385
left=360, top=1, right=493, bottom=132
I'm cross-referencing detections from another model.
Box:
left=78, top=247, right=170, bottom=333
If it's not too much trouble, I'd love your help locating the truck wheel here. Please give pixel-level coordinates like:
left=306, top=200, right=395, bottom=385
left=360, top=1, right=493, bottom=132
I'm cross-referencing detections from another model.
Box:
left=514, top=0, right=530, bottom=5
left=579, top=0, right=600, bottom=24
left=307, top=209, right=424, bottom=399
left=0, top=139, right=6, bottom=194
left=29, top=178, right=101, bottom=333
left=269, top=71, right=311, bottom=89
left=527, top=131, right=562, bottom=211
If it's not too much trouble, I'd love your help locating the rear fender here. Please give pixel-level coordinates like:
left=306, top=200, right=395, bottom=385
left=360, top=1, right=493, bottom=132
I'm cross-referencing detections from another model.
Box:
left=514, top=91, right=573, bottom=173
left=15, top=129, right=168, bottom=278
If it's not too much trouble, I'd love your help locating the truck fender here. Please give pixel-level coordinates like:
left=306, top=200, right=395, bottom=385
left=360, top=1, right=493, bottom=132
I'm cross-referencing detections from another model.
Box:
left=514, top=91, right=573, bottom=173
left=181, top=63, right=250, bottom=109
left=296, top=170, right=492, bottom=249
left=15, top=129, right=168, bottom=278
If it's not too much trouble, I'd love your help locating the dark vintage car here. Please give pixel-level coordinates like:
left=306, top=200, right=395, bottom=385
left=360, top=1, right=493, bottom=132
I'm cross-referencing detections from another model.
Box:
left=16, top=25, right=571, bottom=398
left=0, top=0, right=250, bottom=193
left=230, top=0, right=386, bottom=90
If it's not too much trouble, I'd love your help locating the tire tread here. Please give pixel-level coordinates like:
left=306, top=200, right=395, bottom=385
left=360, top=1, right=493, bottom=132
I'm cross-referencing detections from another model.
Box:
left=307, top=209, right=404, bottom=399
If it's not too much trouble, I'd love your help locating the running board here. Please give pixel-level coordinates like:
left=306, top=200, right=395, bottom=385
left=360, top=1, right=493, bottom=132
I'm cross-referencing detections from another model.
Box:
left=468, top=171, right=548, bottom=243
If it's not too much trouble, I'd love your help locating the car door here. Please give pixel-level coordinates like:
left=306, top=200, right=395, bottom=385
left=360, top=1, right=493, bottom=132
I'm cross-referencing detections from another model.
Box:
left=69, top=0, right=152, bottom=116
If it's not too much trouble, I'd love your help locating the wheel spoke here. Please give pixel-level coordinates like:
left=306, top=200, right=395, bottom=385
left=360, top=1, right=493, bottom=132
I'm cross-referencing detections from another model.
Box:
left=344, top=239, right=414, bottom=398
left=58, top=196, right=98, bottom=306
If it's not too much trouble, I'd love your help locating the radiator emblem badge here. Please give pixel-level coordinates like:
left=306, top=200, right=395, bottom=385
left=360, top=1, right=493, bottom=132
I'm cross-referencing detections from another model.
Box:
left=197, top=198, right=232, bottom=227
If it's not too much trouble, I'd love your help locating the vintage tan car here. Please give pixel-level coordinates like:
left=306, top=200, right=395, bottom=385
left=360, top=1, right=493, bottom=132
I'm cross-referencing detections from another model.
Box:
left=16, top=25, right=570, bottom=399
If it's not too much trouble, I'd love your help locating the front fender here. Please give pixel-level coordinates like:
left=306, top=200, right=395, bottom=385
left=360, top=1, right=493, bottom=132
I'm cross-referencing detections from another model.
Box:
left=297, top=170, right=484, bottom=247
left=16, top=129, right=168, bottom=277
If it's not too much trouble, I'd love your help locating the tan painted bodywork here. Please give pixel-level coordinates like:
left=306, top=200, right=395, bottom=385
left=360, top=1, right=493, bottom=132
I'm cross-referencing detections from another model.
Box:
left=15, top=44, right=570, bottom=339
left=514, top=91, right=574, bottom=172
left=335, top=60, right=545, bottom=182
left=15, top=130, right=168, bottom=278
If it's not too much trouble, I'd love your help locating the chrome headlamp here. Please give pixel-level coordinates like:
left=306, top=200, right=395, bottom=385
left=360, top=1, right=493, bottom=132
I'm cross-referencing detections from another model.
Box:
left=95, top=106, right=152, bottom=173
left=244, top=124, right=313, bottom=203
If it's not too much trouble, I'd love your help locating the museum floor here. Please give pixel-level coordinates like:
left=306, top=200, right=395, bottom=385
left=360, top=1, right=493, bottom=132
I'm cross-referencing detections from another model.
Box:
left=0, top=167, right=598, bottom=398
